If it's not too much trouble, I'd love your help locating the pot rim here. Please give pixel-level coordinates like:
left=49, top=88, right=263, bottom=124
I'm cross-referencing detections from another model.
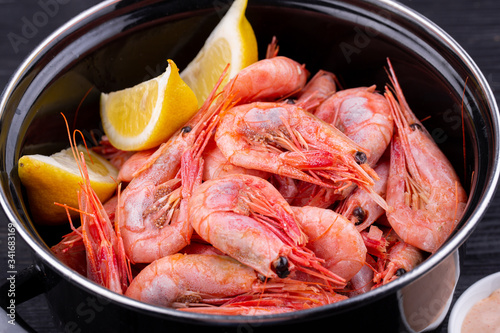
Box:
left=1, top=0, right=499, bottom=325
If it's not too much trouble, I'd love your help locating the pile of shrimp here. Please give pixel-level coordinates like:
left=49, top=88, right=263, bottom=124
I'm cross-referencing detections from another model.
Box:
left=51, top=39, right=467, bottom=315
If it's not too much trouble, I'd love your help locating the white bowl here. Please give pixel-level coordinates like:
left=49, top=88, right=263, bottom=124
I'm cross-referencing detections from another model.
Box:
left=448, top=271, right=500, bottom=333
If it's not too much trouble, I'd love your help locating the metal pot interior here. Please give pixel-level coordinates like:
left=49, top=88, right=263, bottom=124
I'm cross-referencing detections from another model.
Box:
left=0, top=0, right=498, bottom=328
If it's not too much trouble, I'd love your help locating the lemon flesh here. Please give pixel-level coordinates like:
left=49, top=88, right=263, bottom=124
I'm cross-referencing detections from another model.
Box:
left=18, top=145, right=118, bottom=225
left=100, top=59, right=198, bottom=151
left=180, top=0, right=258, bottom=107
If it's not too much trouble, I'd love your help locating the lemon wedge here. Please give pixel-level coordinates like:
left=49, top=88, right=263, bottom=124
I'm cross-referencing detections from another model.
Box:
left=100, top=59, right=198, bottom=151
left=18, top=145, right=118, bottom=225
left=180, top=0, right=258, bottom=107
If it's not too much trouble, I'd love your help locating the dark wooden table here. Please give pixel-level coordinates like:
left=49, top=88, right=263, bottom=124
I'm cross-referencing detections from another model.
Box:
left=1, top=0, right=499, bottom=332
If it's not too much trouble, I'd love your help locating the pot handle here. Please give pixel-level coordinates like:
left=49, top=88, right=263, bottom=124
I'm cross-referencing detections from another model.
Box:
left=0, top=264, right=48, bottom=333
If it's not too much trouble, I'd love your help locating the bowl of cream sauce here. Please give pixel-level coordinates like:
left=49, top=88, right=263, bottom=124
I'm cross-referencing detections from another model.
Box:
left=448, top=271, right=500, bottom=333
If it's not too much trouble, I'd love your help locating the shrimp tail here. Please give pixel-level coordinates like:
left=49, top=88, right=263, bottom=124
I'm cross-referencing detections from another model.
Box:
left=266, top=36, right=279, bottom=59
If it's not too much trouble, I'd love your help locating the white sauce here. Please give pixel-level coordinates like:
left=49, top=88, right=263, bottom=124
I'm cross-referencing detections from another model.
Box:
left=461, top=288, right=500, bottom=333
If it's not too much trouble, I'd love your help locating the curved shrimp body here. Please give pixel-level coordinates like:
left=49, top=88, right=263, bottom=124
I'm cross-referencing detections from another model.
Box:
left=337, top=159, right=390, bottom=232
left=125, top=254, right=259, bottom=307
left=225, top=56, right=308, bottom=104
left=384, top=63, right=467, bottom=253
left=291, top=206, right=367, bottom=282
left=188, top=174, right=343, bottom=284
left=126, top=253, right=345, bottom=313
left=296, top=70, right=338, bottom=113
left=314, top=86, right=393, bottom=167
left=215, top=102, right=382, bottom=200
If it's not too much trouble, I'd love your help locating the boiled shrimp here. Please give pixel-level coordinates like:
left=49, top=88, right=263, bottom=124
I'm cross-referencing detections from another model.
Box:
left=118, top=56, right=309, bottom=263
left=215, top=101, right=386, bottom=209
left=57, top=116, right=131, bottom=294
left=384, top=60, right=467, bottom=253
left=125, top=253, right=344, bottom=313
left=291, top=206, right=367, bottom=282
left=188, top=174, right=345, bottom=285
left=125, top=254, right=258, bottom=307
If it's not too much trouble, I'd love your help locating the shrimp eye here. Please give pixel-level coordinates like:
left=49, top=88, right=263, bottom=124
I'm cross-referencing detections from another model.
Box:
left=355, top=151, right=367, bottom=164
left=410, top=123, right=422, bottom=131
left=272, top=256, right=290, bottom=278
left=396, top=268, right=407, bottom=276
left=285, top=98, right=296, bottom=104
left=181, top=125, right=192, bottom=134
left=352, top=206, right=366, bottom=225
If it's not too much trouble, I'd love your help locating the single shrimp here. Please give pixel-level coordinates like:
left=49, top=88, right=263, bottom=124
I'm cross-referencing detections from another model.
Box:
left=57, top=116, right=131, bottom=294
left=125, top=254, right=259, bottom=308
left=215, top=101, right=387, bottom=209
left=77, top=176, right=130, bottom=294
left=188, top=174, right=345, bottom=285
left=125, top=253, right=344, bottom=313
left=296, top=70, right=338, bottom=113
left=291, top=206, right=367, bottom=282
left=384, top=60, right=467, bottom=253
left=337, top=158, right=390, bottom=232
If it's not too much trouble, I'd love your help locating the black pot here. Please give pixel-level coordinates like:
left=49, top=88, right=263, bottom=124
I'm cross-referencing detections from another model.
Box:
left=1, top=0, right=499, bottom=332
